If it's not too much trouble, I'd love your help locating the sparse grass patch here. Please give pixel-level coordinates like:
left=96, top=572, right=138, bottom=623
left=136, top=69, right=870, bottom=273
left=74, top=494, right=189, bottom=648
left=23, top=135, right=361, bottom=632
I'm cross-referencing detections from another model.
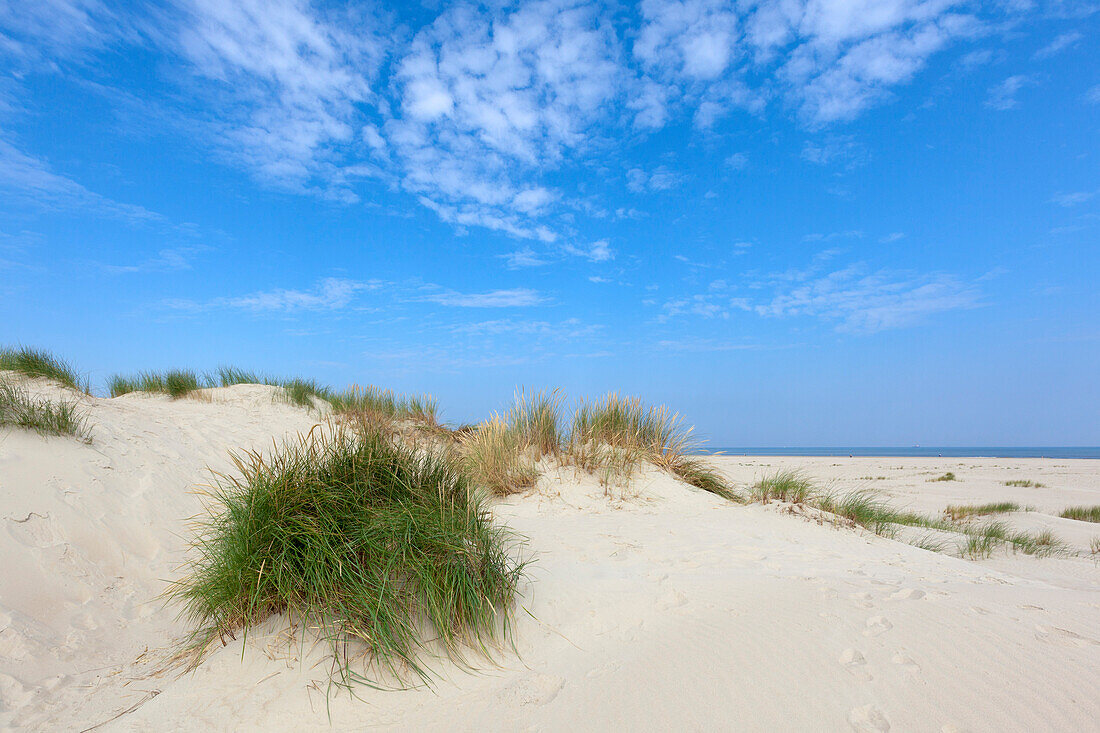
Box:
left=930, top=472, right=957, bottom=482
left=751, top=470, right=814, bottom=503
left=1059, top=506, right=1100, bottom=523
left=169, top=424, right=524, bottom=690
left=566, top=393, right=736, bottom=500
left=0, top=346, right=87, bottom=392
left=944, top=502, right=1020, bottom=521
left=110, top=370, right=203, bottom=399
left=281, top=378, right=331, bottom=409
left=1004, top=479, right=1045, bottom=488
left=0, top=380, right=90, bottom=441
left=329, top=386, right=439, bottom=426
left=1091, top=537, right=1100, bottom=555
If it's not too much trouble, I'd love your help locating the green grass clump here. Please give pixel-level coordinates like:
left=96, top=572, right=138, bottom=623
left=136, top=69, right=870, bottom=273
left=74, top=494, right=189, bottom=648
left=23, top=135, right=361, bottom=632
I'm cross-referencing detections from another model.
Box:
left=330, top=386, right=439, bottom=425
left=956, top=521, right=1064, bottom=559
left=930, top=472, right=957, bottom=482
left=816, top=489, right=944, bottom=537
left=509, top=391, right=562, bottom=458
left=0, top=346, right=87, bottom=392
left=0, top=381, right=91, bottom=441
left=1004, top=479, right=1044, bottom=488
left=170, top=425, right=524, bottom=689
left=1060, top=506, right=1100, bottom=523
left=944, top=502, right=1020, bottom=521
left=213, top=367, right=332, bottom=409
left=110, top=370, right=203, bottom=399
left=281, top=378, right=332, bottom=409
left=752, top=470, right=815, bottom=503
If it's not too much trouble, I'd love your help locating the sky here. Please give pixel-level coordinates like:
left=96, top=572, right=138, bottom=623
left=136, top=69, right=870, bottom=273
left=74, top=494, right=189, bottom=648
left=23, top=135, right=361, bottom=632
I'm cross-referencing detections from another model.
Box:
left=1, top=0, right=1098, bottom=446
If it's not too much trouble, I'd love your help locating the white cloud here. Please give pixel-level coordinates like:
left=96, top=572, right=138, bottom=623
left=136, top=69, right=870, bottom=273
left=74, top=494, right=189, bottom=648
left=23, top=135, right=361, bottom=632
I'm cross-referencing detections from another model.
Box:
left=1050, top=190, right=1098, bottom=207
left=176, top=0, right=385, bottom=200
left=1033, top=31, right=1082, bottom=60
left=386, top=0, right=623, bottom=239
left=424, top=288, right=544, bottom=307
left=880, top=232, right=906, bottom=243
left=986, top=75, right=1032, bottom=110
left=7, top=0, right=1036, bottom=243
left=0, top=138, right=164, bottom=224
left=501, top=247, right=549, bottom=268
left=562, top=238, right=614, bottom=261
left=755, top=265, right=980, bottom=332
left=725, top=152, right=748, bottom=169
left=627, top=165, right=684, bottom=192
left=1085, top=84, right=1100, bottom=105
left=168, top=277, right=380, bottom=312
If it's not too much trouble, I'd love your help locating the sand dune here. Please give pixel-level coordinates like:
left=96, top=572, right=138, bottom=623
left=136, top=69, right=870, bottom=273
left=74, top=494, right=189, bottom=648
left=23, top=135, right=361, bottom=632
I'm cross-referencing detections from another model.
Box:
left=2, top=376, right=1099, bottom=731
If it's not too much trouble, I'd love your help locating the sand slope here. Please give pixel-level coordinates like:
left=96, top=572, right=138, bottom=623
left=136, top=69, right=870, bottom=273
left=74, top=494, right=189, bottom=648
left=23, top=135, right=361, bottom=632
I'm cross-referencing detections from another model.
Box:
left=3, top=379, right=1099, bottom=731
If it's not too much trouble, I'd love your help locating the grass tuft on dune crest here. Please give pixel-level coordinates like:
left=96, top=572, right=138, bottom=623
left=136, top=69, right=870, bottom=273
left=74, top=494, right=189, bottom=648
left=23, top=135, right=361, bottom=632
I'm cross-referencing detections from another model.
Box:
left=1060, top=506, right=1100, bottom=523
left=0, top=346, right=88, bottom=392
left=568, top=393, right=735, bottom=500
left=110, top=370, right=203, bottom=399
left=170, top=424, right=524, bottom=690
left=751, top=470, right=814, bottom=504
left=0, top=380, right=91, bottom=441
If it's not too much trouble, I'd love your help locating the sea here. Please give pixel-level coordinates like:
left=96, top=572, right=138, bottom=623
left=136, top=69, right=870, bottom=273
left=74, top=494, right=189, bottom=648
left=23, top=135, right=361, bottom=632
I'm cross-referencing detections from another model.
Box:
left=700, top=447, right=1100, bottom=459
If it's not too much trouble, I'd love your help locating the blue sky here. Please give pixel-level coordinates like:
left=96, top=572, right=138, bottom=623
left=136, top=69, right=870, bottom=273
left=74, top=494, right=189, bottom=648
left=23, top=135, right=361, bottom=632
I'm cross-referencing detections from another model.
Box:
left=1, top=0, right=1097, bottom=446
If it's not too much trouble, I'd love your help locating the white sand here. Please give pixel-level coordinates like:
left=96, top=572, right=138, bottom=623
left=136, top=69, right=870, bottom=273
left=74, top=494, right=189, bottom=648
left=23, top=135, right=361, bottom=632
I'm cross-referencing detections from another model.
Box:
left=3, top=376, right=1099, bottom=731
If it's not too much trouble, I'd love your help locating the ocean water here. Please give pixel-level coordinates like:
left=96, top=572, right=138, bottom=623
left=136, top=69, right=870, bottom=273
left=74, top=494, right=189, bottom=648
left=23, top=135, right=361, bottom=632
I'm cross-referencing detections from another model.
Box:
left=701, top=447, right=1100, bottom=459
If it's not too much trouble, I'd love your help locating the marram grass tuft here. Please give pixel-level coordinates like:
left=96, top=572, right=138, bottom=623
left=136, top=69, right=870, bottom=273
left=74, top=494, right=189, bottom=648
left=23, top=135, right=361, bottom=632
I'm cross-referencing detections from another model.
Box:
left=169, top=424, right=525, bottom=691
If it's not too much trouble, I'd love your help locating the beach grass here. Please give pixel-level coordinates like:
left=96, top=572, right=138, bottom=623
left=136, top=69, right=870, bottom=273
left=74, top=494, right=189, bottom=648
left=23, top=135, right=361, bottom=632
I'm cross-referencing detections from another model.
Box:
left=1004, top=479, right=1045, bottom=488
left=1059, top=506, right=1100, bottom=523
left=457, top=416, right=539, bottom=496
left=751, top=470, right=815, bottom=503
left=509, top=390, right=563, bottom=458
left=0, top=346, right=88, bottom=392
left=930, top=472, right=957, bottom=482
left=0, top=380, right=91, bottom=440
left=568, top=393, right=735, bottom=499
left=169, top=424, right=524, bottom=690
left=944, top=502, right=1021, bottom=521
left=328, top=385, right=439, bottom=425
left=110, top=370, right=204, bottom=399
left=749, top=472, right=1065, bottom=558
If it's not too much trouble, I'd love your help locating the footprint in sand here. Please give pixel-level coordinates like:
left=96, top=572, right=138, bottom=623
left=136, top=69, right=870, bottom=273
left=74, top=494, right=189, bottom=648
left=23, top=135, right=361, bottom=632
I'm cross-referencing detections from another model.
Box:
left=839, top=648, right=873, bottom=681
left=889, top=588, right=924, bottom=601
left=1034, top=625, right=1100, bottom=647
left=891, top=651, right=920, bottom=670
left=863, top=616, right=893, bottom=636
left=495, top=673, right=565, bottom=706
left=848, top=704, right=890, bottom=731
left=849, top=592, right=875, bottom=609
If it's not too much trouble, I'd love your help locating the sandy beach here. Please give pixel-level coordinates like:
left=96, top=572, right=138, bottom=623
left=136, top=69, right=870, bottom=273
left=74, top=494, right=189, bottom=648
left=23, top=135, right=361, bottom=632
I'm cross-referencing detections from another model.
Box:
left=1, top=375, right=1098, bottom=732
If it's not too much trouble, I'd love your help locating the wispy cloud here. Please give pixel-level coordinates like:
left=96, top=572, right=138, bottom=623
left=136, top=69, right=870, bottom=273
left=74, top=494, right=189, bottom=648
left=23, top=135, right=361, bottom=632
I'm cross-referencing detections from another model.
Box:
left=1033, top=31, right=1082, bottom=60
left=986, top=75, right=1032, bottom=110
left=175, top=0, right=386, bottom=201
left=169, top=277, right=380, bottom=312
left=1051, top=189, right=1098, bottom=207
left=4, top=0, right=1041, bottom=242
left=423, top=288, right=544, bottom=308
left=0, top=138, right=164, bottom=224
left=755, top=265, right=981, bottom=333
